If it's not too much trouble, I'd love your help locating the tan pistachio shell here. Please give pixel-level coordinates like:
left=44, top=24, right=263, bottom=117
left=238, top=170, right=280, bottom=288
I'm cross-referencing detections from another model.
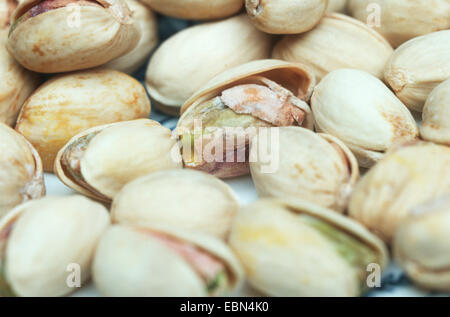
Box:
left=311, top=69, right=418, bottom=168
left=349, top=142, right=450, bottom=243
left=111, top=169, right=239, bottom=240
left=55, top=119, right=181, bottom=202
left=250, top=126, right=359, bottom=212
left=15, top=69, right=151, bottom=172
left=139, top=0, right=244, bottom=20
left=348, top=0, right=450, bottom=48
left=393, top=195, right=450, bottom=292
left=245, top=0, right=328, bottom=34
left=272, top=13, right=393, bottom=81
left=420, top=79, right=450, bottom=145
left=93, top=224, right=244, bottom=297
left=145, top=14, right=272, bottom=115
left=229, top=198, right=388, bottom=297
left=0, top=122, right=44, bottom=218
left=0, top=195, right=110, bottom=297
left=326, top=0, right=347, bottom=13
left=7, top=0, right=140, bottom=73
left=0, top=0, right=17, bottom=29
left=385, top=30, right=450, bottom=112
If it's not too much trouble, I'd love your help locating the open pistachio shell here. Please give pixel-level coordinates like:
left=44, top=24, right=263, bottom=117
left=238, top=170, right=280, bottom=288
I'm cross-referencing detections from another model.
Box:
left=245, top=0, right=328, bottom=34
left=0, top=195, right=110, bottom=297
left=384, top=30, right=450, bottom=112
left=393, top=195, right=450, bottom=292
left=349, top=142, right=450, bottom=242
left=55, top=119, right=181, bottom=202
left=15, top=69, right=151, bottom=172
left=103, top=0, right=157, bottom=74
left=7, top=0, right=140, bottom=73
left=0, top=123, right=44, bottom=218
left=229, top=198, right=388, bottom=297
left=311, top=69, right=418, bottom=168
left=111, top=169, right=239, bottom=240
left=250, top=127, right=359, bottom=212
left=140, top=0, right=244, bottom=20
left=272, top=13, right=393, bottom=81
left=348, top=0, right=450, bottom=48
left=93, top=224, right=244, bottom=297
left=421, top=79, right=450, bottom=146
left=145, top=15, right=272, bottom=115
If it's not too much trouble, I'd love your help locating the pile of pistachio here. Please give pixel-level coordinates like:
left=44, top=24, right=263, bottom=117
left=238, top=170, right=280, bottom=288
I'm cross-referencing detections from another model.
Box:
left=0, top=0, right=449, bottom=297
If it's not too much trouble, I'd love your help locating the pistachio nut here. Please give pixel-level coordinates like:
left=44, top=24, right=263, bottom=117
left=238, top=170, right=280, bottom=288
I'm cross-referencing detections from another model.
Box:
left=393, top=195, right=450, bottom=292
left=103, top=0, right=158, bottom=74
left=384, top=30, right=450, bottom=112
left=311, top=69, right=418, bottom=168
left=250, top=126, right=359, bottom=212
left=7, top=0, right=140, bottom=73
left=349, top=142, right=450, bottom=242
left=140, top=0, right=244, bottom=20
left=0, top=0, right=17, bottom=28
left=326, top=0, right=347, bottom=13
left=348, top=0, right=450, bottom=48
left=15, top=69, right=151, bottom=172
left=229, top=198, right=388, bottom=297
left=93, top=224, right=244, bottom=297
left=272, top=13, right=393, bottom=81
left=145, top=15, right=272, bottom=115
left=55, top=119, right=181, bottom=202
left=245, top=0, right=328, bottom=34
left=176, top=59, right=315, bottom=178
left=421, top=79, right=450, bottom=146
left=0, top=195, right=110, bottom=296
left=0, top=122, right=44, bottom=218
left=111, top=169, right=239, bottom=240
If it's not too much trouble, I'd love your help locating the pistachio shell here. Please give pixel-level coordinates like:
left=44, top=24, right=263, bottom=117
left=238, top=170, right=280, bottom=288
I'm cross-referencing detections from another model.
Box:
left=393, top=195, right=450, bottom=291
left=245, top=0, right=328, bottom=34
left=229, top=198, right=388, bottom=296
left=93, top=224, right=244, bottom=297
left=349, top=142, right=450, bottom=242
left=7, top=0, right=140, bottom=73
left=421, top=79, right=450, bottom=145
left=311, top=69, right=418, bottom=168
left=140, top=0, right=244, bottom=20
left=103, top=0, right=158, bottom=74
left=250, top=127, right=359, bottom=212
left=326, top=0, right=347, bottom=13
left=0, top=122, right=44, bottom=218
left=15, top=69, right=151, bottom=172
left=0, top=0, right=17, bottom=28
left=145, top=15, right=272, bottom=115
left=384, top=30, right=450, bottom=112
left=0, top=195, right=110, bottom=297
left=111, top=169, right=239, bottom=240
left=272, top=13, right=393, bottom=81
left=348, top=0, right=450, bottom=48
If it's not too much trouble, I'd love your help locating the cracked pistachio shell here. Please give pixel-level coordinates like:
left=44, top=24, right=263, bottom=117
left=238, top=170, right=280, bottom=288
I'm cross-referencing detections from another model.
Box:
left=250, top=127, right=359, bottom=212
left=393, top=195, right=450, bottom=292
left=93, top=224, right=244, bottom=297
left=384, top=30, right=450, bottom=112
left=55, top=119, right=182, bottom=202
left=272, top=13, right=393, bottom=81
left=145, top=15, right=272, bottom=115
left=421, top=79, right=450, bottom=145
left=7, top=0, right=140, bottom=73
left=229, top=198, right=388, bottom=297
left=15, top=69, right=151, bottom=172
left=103, top=0, right=158, bottom=74
left=348, top=0, right=450, bottom=48
left=245, top=0, right=328, bottom=34
left=140, top=0, right=244, bottom=20
left=111, top=169, right=239, bottom=240
left=0, top=123, right=44, bottom=218
left=326, top=0, right=347, bottom=13
left=311, top=69, right=418, bottom=168
left=0, top=195, right=110, bottom=297
left=349, top=142, right=450, bottom=242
